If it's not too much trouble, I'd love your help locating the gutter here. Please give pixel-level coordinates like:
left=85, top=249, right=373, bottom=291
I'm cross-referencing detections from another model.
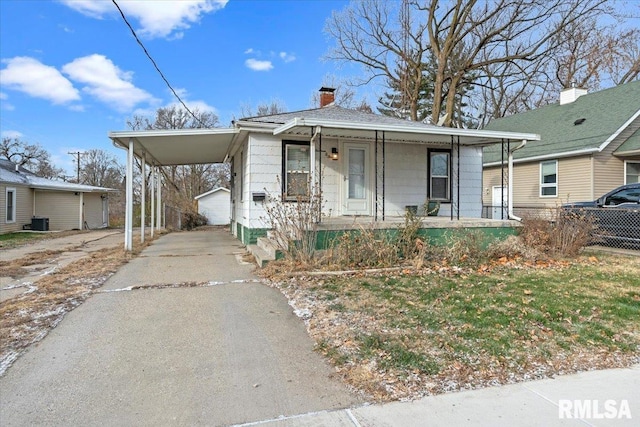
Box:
left=508, top=140, right=527, bottom=221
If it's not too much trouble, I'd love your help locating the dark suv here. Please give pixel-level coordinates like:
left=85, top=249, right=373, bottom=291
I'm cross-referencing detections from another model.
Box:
left=564, top=183, right=640, bottom=247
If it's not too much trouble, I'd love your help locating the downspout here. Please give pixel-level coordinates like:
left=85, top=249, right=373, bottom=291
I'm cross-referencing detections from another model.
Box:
left=508, top=140, right=527, bottom=221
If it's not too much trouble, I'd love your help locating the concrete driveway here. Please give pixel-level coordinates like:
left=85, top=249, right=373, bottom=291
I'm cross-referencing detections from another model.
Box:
left=0, top=229, right=360, bottom=426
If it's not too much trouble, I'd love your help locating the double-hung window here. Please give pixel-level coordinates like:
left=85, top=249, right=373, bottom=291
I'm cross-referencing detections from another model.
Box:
left=6, top=187, right=16, bottom=223
left=428, top=150, right=450, bottom=201
left=625, top=161, right=640, bottom=184
left=540, top=160, right=558, bottom=197
left=283, top=141, right=310, bottom=200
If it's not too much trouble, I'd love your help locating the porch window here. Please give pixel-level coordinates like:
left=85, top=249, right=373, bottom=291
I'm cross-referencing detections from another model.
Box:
left=428, top=150, right=450, bottom=201
left=540, top=160, right=557, bottom=197
left=626, top=161, right=640, bottom=184
left=283, top=141, right=310, bottom=200
left=6, top=187, right=16, bottom=223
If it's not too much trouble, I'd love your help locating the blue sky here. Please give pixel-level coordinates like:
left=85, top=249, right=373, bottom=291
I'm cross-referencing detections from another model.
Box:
left=0, top=0, right=355, bottom=175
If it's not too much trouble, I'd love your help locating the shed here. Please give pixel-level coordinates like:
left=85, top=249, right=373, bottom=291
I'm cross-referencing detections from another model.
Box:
left=194, top=187, right=230, bottom=225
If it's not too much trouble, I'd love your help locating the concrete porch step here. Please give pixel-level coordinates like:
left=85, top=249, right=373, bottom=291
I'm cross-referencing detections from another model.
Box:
left=247, top=244, right=274, bottom=268
left=256, top=236, right=284, bottom=260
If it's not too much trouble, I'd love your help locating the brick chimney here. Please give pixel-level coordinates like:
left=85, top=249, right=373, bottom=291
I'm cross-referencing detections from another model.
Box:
left=319, top=87, right=336, bottom=108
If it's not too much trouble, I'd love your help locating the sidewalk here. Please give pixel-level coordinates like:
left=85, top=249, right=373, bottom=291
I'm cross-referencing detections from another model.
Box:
left=235, top=364, right=639, bottom=426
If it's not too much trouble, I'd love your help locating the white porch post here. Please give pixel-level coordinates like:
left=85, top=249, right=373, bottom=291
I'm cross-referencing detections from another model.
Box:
left=140, top=152, right=146, bottom=243
left=156, top=167, right=162, bottom=229
left=150, top=165, right=155, bottom=238
left=508, top=139, right=527, bottom=221
left=124, top=138, right=134, bottom=251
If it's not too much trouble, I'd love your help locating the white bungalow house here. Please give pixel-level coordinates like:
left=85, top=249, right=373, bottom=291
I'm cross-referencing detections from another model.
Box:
left=0, top=159, right=117, bottom=234
left=194, top=187, right=231, bottom=225
left=109, top=88, right=539, bottom=252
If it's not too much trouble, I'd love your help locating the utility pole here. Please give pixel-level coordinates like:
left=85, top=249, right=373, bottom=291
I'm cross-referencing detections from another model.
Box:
left=68, top=151, right=85, bottom=182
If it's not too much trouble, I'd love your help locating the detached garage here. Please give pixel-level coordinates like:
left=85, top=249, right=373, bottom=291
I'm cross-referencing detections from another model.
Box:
left=195, top=187, right=230, bottom=226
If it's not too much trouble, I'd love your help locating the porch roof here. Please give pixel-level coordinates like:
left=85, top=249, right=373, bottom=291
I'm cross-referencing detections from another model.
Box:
left=272, top=117, right=539, bottom=146
left=109, top=128, right=239, bottom=166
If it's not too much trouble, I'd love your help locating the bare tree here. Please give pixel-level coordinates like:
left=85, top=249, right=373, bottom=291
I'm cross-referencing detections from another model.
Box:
left=1, top=137, right=65, bottom=178
left=80, top=149, right=124, bottom=188
left=326, top=0, right=613, bottom=126
left=239, top=99, right=288, bottom=118
left=325, top=0, right=430, bottom=121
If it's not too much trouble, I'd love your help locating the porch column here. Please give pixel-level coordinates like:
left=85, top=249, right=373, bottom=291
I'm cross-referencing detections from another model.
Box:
left=150, top=165, right=155, bottom=238
left=140, top=152, right=146, bottom=243
left=156, top=167, right=162, bottom=229
left=124, top=138, right=134, bottom=251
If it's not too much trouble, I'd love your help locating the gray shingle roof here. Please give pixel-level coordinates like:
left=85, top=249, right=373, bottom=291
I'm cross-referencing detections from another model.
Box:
left=483, top=81, right=640, bottom=164
left=0, top=159, right=116, bottom=192
left=240, top=104, right=443, bottom=130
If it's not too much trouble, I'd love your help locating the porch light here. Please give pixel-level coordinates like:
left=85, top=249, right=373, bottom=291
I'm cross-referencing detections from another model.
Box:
left=330, top=147, right=339, bottom=160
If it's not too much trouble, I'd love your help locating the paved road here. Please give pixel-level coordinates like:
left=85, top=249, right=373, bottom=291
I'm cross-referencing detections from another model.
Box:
left=0, top=229, right=360, bottom=426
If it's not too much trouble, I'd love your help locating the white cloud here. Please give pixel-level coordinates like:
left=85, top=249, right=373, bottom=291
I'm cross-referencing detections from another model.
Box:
left=62, top=54, right=156, bottom=112
left=1, top=130, right=23, bottom=139
left=0, top=57, right=81, bottom=104
left=0, top=92, right=7, bottom=100
left=279, top=51, right=296, bottom=63
left=244, top=48, right=254, bottom=54
left=61, top=0, right=228, bottom=39
left=245, top=58, right=273, bottom=72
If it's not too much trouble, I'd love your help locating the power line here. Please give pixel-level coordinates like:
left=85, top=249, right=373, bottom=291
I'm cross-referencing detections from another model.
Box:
left=110, top=0, right=207, bottom=128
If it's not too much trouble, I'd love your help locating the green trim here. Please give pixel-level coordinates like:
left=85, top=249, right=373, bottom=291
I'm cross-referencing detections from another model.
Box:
left=238, top=224, right=268, bottom=245
left=315, top=226, right=518, bottom=250
left=235, top=225, right=518, bottom=249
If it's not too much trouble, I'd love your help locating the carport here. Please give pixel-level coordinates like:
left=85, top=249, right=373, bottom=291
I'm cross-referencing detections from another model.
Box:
left=109, top=128, right=238, bottom=250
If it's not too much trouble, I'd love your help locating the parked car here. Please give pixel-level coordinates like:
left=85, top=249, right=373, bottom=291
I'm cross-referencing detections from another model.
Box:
left=563, top=183, right=640, bottom=248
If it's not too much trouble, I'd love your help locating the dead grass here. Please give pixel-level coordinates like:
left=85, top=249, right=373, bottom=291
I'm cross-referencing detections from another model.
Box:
left=0, top=230, right=90, bottom=250
left=268, top=254, right=640, bottom=401
left=0, top=233, right=159, bottom=375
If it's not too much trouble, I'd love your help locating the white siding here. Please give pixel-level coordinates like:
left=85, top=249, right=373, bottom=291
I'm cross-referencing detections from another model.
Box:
left=197, top=190, right=231, bottom=225
left=34, top=190, right=81, bottom=230
left=241, top=136, right=486, bottom=226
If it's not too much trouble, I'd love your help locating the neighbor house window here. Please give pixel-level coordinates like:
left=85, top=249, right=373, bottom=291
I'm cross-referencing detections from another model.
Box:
left=540, top=160, right=558, bottom=197
left=6, top=187, right=16, bottom=223
left=428, top=150, right=450, bottom=201
left=625, top=161, right=640, bottom=184
left=283, top=141, right=310, bottom=200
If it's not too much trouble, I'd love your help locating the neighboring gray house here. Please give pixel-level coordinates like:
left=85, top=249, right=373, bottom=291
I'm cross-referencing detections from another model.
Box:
left=0, top=159, right=117, bottom=234
left=110, top=88, right=539, bottom=251
left=483, top=82, right=640, bottom=214
left=195, top=187, right=230, bottom=225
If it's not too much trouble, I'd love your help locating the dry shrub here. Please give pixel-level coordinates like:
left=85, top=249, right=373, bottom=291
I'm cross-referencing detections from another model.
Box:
left=487, top=235, right=542, bottom=261
left=181, top=211, right=208, bottom=230
left=440, top=229, right=486, bottom=265
left=520, top=207, right=599, bottom=257
left=327, top=224, right=399, bottom=269
left=262, top=178, right=323, bottom=267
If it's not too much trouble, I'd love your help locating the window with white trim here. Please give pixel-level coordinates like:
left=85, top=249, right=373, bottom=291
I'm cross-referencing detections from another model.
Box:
left=6, top=187, right=16, bottom=223
left=540, top=160, right=558, bottom=197
left=428, top=150, right=450, bottom=201
left=283, top=141, right=310, bottom=200
left=625, top=161, right=640, bottom=184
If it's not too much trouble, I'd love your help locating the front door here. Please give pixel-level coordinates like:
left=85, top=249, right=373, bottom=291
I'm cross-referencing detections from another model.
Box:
left=343, top=143, right=370, bottom=215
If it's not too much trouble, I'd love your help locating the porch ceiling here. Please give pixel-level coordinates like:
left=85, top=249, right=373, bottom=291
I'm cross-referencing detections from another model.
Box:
left=109, top=128, right=239, bottom=165
left=273, top=118, right=540, bottom=146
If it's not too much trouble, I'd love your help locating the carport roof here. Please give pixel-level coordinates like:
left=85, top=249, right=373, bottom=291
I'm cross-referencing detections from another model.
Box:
left=109, top=128, right=239, bottom=166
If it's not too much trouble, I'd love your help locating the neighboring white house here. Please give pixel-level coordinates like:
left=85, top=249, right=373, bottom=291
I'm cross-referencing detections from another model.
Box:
left=195, top=187, right=230, bottom=225
left=109, top=88, right=539, bottom=251
left=0, top=159, right=117, bottom=234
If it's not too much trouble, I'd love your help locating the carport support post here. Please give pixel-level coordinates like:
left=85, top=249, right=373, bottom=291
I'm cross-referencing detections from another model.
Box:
left=156, top=166, right=162, bottom=229
left=150, top=165, right=155, bottom=238
left=124, top=138, right=134, bottom=251
left=140, top=152, right=146, bottom=243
